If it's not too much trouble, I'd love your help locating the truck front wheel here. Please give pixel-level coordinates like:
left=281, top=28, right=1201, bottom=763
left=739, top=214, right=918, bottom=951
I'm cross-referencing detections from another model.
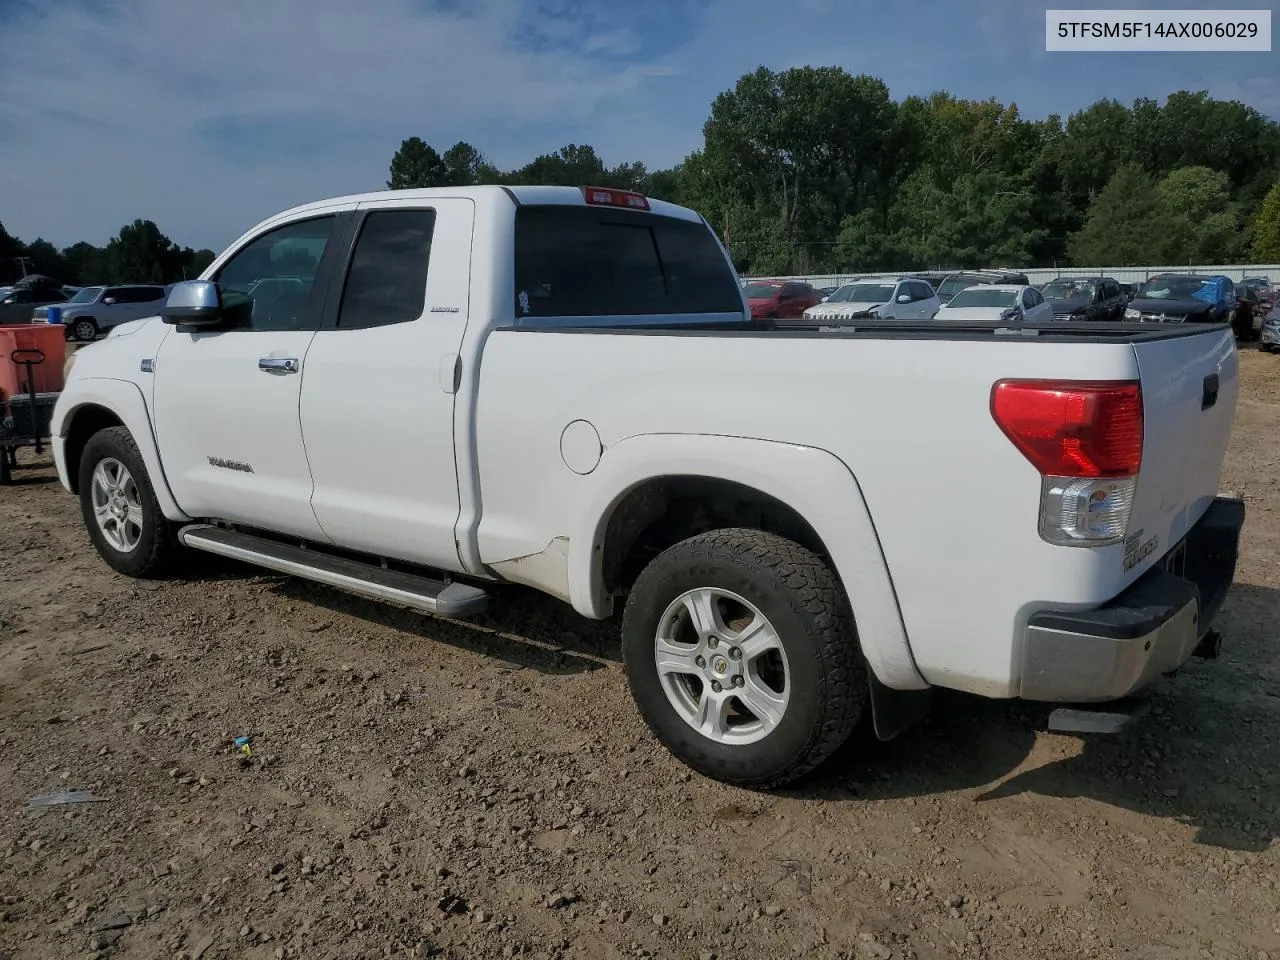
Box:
left=621, top=528, right=866, bottom=787
left=78, top=426, right=180, bottom=579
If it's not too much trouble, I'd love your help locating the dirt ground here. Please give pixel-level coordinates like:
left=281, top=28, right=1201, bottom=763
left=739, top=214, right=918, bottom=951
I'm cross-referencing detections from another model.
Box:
left=2, top=350, right=1279, bottom=960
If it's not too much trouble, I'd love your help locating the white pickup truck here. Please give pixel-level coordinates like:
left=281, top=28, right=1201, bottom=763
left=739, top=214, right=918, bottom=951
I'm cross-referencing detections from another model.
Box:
left=52, top=184, right=1245, bottom=787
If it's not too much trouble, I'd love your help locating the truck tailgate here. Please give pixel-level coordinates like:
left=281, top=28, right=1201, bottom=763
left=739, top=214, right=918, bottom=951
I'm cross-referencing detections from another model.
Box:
left=1125, top=326, right=1237, bottom=580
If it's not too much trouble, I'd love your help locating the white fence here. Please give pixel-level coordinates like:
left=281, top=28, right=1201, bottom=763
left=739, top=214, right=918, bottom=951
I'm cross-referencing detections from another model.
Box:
left=743, top=264, right=1280, bottom=287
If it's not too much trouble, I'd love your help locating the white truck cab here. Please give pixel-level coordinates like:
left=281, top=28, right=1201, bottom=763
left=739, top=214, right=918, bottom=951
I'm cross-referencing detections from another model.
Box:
left=52, top=184, right=1246, bottom=787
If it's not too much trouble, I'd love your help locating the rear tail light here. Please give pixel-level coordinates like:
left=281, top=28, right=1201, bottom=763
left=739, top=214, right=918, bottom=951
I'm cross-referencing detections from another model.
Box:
left=991, top=380, right=1143, bottom=546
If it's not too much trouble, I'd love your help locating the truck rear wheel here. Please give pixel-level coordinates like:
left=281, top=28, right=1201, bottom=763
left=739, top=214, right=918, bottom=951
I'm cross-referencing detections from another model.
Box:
left=78, top=426, right=180, bottom=579
left=621, top=528, right=866, bottom=787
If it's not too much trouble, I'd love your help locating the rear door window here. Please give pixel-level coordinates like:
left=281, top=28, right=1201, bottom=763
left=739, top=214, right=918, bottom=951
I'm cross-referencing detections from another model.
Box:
left=514, top=206, right=743, bottom=319
left=336, top=209, right=436, bottom=329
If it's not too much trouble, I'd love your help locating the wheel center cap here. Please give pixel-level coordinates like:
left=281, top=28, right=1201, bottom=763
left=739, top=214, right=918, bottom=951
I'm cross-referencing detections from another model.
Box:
left=711, top=655, right=730, bottom=676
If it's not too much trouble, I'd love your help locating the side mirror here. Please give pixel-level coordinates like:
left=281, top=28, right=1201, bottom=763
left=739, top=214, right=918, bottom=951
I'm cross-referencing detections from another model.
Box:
left=896, top=294, right=911, bottom=303
left=102, top=296, right=117, bottom=305
left=161, top=280, right=239, bottom=328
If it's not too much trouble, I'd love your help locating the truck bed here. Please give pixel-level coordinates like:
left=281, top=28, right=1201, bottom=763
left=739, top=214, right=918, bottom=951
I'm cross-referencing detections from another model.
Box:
left=472, top=319, right=1238, bottom=698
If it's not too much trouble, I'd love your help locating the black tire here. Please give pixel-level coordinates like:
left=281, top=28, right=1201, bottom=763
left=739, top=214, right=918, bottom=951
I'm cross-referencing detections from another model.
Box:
left=72, top=318, right=98, bottom=342
left=621, top=528, right=866, bottom=788
left=78, top=426, right=180, bottom=578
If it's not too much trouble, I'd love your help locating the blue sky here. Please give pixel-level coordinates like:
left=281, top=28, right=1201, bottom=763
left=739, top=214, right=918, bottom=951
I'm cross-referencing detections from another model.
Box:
left=0, top=0, right=1275, bottom=252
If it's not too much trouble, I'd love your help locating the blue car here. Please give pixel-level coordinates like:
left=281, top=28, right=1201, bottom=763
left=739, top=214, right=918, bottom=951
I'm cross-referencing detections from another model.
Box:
left=1126, top=274, right=1235, bottom=325
left=1191, top=275, right=1236, bottom=324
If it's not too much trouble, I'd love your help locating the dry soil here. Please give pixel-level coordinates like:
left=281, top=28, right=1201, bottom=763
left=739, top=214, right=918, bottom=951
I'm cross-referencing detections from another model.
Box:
left=2, top=349, right=1279, bottom=960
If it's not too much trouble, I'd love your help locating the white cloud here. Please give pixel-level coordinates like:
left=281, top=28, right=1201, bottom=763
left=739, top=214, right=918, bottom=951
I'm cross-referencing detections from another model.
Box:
left=0, top=0, right=679, bottom=251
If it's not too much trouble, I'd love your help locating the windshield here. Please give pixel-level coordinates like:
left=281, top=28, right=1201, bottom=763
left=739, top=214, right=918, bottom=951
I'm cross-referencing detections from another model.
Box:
left=944, top=288, right=1018, bottom=309
left=743, top=283, right=780, bottom=299
left=1137, top=276, right=1211, bottom=300
left=842, top=283, right=896, bottom=303
left=937, top=276, right=978, bottom=300
left=1041, top=279, right=1096, bottom=301
left=823, top=284, right=862, bottom=302
left=69, top=286, right=104, bottom=304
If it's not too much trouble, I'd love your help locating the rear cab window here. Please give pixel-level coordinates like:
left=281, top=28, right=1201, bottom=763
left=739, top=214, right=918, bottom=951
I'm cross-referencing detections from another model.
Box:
left=513, top=205, right=744, bottom=324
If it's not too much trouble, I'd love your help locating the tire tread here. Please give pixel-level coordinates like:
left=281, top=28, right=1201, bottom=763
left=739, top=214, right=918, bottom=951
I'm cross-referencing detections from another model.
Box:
left=79, top=425, right=179, bottom=578
left=624, top=527, right=866, bottom=788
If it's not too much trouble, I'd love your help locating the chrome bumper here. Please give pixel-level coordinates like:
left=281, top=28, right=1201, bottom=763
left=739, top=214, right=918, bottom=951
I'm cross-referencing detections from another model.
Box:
left=1019, top=497, right=1245, bottom=703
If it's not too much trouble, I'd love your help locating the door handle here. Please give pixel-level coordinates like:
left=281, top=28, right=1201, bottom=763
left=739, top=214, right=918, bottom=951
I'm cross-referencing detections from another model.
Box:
left=259, top=357, right=299, bottom=373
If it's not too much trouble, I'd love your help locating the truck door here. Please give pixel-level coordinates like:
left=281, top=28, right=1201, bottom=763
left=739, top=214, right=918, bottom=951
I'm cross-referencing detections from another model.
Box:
left=152, top=212, right=351, bottom=541
left=298, top=198, right=475, bottom=573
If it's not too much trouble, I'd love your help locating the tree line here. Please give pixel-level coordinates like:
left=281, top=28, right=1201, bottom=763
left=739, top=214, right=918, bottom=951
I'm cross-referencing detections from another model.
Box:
left=0, top=218, right=216, bottom=288
left=388, top=67, right=1280, bottom=275
left=7, top=66, right=1280, bottom=286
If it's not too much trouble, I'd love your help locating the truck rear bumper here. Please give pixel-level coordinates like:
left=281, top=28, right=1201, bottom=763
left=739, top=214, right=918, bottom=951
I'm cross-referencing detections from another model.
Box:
left=1019, top=497, right=1245, bottom=703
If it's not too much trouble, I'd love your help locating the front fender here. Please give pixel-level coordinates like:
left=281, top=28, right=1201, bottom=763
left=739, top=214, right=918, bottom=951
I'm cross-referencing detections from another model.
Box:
left=567, top=432, right=927, bottom=691
left=52, top=377, right=190, bottom=522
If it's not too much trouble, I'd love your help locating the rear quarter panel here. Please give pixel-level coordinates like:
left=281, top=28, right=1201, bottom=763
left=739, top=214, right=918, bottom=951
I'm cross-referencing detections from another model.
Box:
left=473, top=327, right=1151, bottom=697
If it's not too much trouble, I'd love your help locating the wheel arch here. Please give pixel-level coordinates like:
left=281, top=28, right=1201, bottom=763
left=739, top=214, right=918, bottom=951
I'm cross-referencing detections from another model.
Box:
left=567, top=432, right=927, bottom=691
left=54, top=379, right=190, bottom=522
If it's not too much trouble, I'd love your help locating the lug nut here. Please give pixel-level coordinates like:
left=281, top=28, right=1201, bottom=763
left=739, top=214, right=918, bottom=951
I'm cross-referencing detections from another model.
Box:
left=707, top=637, right=719, bottom=648
left=711, top=681, right=723, bottom=693
left=732, top=675, right=743, bottom=688
left=729, top=647, right=741, bottom=660
left=695, top=656, right=706, bottom=668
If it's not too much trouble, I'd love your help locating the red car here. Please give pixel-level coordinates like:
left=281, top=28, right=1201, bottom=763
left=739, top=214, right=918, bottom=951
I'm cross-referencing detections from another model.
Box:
left=743, top=280, right=821, bottom=320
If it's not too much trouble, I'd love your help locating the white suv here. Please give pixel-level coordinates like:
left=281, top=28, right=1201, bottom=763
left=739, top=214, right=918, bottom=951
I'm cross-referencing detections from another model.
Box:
left=803, top=277, right=941, bottom=322
left=33, top=284, right=170, bottom=342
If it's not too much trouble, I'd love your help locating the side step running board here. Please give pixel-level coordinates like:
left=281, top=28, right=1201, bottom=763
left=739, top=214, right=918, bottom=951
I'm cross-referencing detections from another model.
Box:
left=178, top=524, right=490, bottom=618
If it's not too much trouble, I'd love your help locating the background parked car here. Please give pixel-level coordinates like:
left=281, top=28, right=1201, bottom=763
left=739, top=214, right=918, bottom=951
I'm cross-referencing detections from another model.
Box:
left=802, top=276, right=941, bottom=321
left=1125, top=274, right=1229, bottom=324
left=1259, top=304, right=1280, bottom=352
left=0, top=275, right=70, bottom=324
left=1233, top=284, right=1262, bottom=341
left=1242, top=277, right=1275, bottom=313
left=933, top=284, right=1051, bottom=322
left=1039, top=275, right=1127, bottom=321
left=904, top=271, right=951, bottom=291
left=744, top=280, right=821, bottom=319
left=933, top=270, right=1028, bottom=304
left=32, top=283, right=169, bottom=341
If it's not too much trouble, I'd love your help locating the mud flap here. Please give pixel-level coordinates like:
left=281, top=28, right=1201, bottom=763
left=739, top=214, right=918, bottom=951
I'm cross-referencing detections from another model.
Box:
left=868, top=670, right=933, bottom=741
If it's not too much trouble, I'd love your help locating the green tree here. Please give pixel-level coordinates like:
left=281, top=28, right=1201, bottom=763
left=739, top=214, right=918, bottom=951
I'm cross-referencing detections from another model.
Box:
left=20, top=238, right=68, bottom=281
left=1251, top=183, right=1280, bottom=262
left=1156, top=166, right=1239, bottom=263
left=699, top=65, right=901, bottom=273
left=512, top=144, right=609, bottom=186
left=644, top=166, right=682, bottom=203
left=61, top=241, right=108, bottom=285
left=440, top=141, right=487, bottom=186
left=387, top=137, right=447, bottom=189
left=103, top=220, right=180, bottom=284
left=1067, top=165, right=1180, bottom=266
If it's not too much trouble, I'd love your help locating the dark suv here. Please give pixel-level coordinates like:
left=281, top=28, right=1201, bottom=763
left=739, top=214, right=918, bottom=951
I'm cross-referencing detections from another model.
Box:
left=1039, top=276, right=1127, bottom=322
